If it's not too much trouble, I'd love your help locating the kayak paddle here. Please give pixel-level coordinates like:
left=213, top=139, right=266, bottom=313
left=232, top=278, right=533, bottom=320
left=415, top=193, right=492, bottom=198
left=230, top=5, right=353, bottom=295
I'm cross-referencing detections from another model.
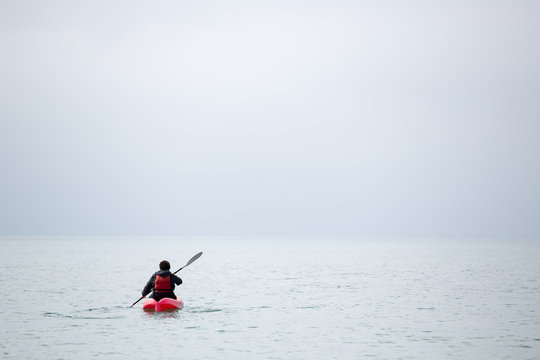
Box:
left=129, top=251, right=203, bottom=308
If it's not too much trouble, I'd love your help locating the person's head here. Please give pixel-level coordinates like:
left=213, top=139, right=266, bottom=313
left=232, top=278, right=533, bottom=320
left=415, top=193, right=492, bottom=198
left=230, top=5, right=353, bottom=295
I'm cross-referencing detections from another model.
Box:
left=159, top=260, right=170, bottom=271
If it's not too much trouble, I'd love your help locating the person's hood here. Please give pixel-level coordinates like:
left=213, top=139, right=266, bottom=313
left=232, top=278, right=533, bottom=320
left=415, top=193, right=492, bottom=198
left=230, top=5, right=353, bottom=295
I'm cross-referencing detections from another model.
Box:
left=155, top=270, right=172, bottom=276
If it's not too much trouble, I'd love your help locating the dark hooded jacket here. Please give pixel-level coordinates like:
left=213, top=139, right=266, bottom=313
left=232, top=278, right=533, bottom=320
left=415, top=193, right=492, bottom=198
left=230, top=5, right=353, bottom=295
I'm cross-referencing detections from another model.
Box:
left=142, top=270, right=182, bottom=299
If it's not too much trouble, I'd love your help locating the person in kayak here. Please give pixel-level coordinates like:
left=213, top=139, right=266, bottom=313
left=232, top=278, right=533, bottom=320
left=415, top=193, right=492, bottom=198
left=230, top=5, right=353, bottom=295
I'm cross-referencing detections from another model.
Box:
left=142, top=260, right=182, bottom=301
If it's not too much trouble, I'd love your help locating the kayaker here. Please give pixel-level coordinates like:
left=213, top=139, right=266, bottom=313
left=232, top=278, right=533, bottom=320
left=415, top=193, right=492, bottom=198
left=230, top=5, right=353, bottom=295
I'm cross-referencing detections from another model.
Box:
left=142, top=260, right=182, bottom=301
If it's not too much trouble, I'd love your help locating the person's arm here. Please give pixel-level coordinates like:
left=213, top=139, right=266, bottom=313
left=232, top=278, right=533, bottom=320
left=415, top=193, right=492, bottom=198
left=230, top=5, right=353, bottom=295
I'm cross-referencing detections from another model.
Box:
left=142, top=274, right=155, bottom=296
left=173, top=275, right=182, bottom=286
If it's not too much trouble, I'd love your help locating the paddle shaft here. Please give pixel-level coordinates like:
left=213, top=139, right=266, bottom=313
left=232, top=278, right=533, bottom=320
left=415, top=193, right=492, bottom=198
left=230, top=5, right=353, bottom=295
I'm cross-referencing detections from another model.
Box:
left=129, top=252, right=203, bottom=308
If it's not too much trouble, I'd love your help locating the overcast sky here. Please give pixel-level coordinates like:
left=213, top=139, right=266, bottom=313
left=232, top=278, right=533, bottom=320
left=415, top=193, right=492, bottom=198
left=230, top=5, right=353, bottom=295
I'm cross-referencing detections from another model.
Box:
left=1, top=0, right=539, bottom=237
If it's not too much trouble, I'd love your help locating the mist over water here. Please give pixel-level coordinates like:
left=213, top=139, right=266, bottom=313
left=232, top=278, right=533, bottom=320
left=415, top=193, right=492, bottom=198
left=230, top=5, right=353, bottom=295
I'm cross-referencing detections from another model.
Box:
left=1, top=237, right=539, bottom=359
left=1, top=1, right=540, bottom=238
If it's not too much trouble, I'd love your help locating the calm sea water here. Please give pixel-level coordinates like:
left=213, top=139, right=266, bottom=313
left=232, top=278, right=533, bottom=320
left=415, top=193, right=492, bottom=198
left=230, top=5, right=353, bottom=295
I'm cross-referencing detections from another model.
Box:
left=1, top=237, right=539, bottom=359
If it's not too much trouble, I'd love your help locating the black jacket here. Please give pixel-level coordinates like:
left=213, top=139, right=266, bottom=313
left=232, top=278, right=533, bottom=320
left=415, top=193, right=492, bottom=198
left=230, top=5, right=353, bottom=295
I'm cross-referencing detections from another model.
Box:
left=142, top=270, right=182, bottom=297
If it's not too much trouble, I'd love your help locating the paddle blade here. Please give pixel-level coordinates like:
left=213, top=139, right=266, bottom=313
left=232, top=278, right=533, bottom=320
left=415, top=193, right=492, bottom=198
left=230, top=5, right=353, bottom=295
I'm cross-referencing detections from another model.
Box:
left=186, top=252, right=203, bottom=266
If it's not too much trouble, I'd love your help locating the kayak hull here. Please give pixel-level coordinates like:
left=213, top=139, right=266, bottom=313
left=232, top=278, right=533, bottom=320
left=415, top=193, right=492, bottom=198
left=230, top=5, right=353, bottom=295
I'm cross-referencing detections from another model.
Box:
left=142, top=297, right=184, bottom=312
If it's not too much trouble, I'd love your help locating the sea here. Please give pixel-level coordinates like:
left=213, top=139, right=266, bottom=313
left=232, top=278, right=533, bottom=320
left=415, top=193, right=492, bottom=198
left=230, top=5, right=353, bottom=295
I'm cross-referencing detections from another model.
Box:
left=1, top=236, right=539, bottom=359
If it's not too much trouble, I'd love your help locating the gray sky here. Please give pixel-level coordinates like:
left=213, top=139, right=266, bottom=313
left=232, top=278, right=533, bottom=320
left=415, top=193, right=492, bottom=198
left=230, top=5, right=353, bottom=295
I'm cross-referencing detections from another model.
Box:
left=1, top=0, right=539, bottom=237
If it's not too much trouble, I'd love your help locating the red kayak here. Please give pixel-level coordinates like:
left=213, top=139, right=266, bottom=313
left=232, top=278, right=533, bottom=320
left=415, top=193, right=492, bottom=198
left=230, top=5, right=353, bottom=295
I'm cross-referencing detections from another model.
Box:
left=142, top=297, right=184, bottom=312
